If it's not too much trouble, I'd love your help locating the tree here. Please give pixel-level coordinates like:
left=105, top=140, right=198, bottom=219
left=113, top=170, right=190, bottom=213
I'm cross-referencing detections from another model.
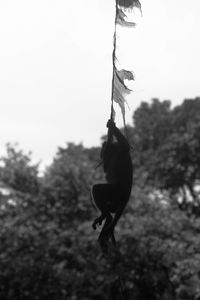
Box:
left=132, top=98, right=200, bottom=211
left=0, top=143, right=39, bottom=195
left=42, top=143, right=103, bottom=225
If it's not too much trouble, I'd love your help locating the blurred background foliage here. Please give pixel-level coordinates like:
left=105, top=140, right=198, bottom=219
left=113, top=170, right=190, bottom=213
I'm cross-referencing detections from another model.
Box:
left=0, top=98, right=200, bottom=299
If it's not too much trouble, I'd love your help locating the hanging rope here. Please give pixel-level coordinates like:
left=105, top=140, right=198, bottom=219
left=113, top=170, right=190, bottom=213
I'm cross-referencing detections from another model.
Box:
left=110, top=0, right=118, bottom=122
left=103, top=3, right=143, bottom=298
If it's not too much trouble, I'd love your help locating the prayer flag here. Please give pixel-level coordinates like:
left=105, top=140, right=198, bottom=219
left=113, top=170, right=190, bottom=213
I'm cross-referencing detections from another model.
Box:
left=111, top=0, right=141, bottom=125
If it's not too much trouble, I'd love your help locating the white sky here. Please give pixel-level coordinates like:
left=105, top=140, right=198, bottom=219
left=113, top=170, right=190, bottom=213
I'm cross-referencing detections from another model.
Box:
left=0, top=0, right=200, bottom=167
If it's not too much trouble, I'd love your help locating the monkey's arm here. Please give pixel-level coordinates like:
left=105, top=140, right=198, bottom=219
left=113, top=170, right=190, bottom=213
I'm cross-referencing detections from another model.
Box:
left=107, top=120, right=130, bottom=151
left=112, top=126, right=130, bottom=150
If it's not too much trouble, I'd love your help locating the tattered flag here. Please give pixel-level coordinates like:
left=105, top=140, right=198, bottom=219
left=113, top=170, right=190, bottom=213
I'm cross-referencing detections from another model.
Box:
left=110, top=0, right=141, bottom=125
left=116, top=8, right=136, bottom=27
left=118, top=0, right=142, bottom=11
left=113, top=68, right=134, bottom=124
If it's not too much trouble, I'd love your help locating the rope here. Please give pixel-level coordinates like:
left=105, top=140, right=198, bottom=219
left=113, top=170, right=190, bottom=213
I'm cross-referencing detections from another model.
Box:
left=100, top=4, right=130, bottom=296
left=110, top=0, right=119, bottom=121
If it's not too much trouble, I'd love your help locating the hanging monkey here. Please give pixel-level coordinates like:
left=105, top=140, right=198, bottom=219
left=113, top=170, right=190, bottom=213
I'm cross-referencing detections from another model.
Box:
left=92, top=119, right=133, bottom=252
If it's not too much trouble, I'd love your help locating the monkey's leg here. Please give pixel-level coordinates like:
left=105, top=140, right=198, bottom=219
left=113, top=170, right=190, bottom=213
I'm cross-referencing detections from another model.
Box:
left=97, top=214, right=114, bottom=253
left=110, top=231, right=116, bottom=247
left=92, top=184, right=112, bottom=230
left=92, top=184, right=109, bottom=212
left=98, top=214, right=112, bottom=238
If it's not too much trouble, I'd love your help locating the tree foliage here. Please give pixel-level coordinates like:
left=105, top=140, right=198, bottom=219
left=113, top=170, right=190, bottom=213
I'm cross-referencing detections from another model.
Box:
left=0, top=143, right=39, bottom=195
left=132, top=98, right=200, bottom=210
left=41, top=143, right=103, bottom=225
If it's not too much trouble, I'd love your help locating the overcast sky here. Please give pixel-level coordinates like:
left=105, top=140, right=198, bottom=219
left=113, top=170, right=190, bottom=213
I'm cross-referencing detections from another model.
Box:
left=0, top=0, right=200, bottom=167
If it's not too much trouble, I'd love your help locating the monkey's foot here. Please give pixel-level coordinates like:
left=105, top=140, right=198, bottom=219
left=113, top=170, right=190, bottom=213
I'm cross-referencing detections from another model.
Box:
left=92, top=217, right=103, bottom=230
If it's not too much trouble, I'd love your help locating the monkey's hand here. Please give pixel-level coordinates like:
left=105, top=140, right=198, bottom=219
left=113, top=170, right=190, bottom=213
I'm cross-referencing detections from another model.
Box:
left=106, top=119, right=116, bottom=129
left=92, top=216, right=103, bottom=230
